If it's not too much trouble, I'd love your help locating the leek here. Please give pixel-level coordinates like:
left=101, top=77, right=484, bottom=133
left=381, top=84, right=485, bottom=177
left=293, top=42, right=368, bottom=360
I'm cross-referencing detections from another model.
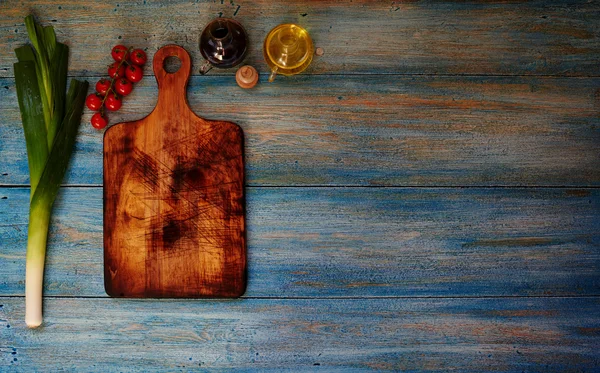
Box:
left=14, top=15, right=88, bottom=328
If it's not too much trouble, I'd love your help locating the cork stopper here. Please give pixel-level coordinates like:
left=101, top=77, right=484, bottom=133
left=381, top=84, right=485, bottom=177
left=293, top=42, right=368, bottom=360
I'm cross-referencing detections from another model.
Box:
left=236, top=65, right=259, bottom=89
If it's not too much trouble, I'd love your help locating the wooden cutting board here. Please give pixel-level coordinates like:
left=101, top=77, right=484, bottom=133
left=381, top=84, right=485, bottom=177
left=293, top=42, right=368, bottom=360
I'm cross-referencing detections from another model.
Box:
left=103, top=45, right=246, bottom=298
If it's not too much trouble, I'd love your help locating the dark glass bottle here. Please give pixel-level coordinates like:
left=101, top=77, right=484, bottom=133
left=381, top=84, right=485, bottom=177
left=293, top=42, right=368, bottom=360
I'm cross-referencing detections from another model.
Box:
left=199, top=18, right=248, bottom=74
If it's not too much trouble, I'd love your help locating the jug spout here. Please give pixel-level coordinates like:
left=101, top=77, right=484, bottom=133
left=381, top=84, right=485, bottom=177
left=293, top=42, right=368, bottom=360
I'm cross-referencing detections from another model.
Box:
left=268, top=67, right=278, bottom=82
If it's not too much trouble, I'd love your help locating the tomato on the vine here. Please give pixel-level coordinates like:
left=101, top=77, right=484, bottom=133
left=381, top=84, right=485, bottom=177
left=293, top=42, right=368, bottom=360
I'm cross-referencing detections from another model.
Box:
left=95, top=79, right=112, bottom=96
left=85, top=93, right=103, bottom=111
left=111, top=45, right=129, bottom=62
left=114, top=78, right=133, bottom=96
left=108, top=62, right=125, bottom=78
left=104, top=93, right=122, bottom=111
left=125, top=65, right=143, bottom=83
left=87, top=44, right=146, bottom=129
left=130, top=49, right=147, bottom=66
left=90, top=112, right=108, bottom=130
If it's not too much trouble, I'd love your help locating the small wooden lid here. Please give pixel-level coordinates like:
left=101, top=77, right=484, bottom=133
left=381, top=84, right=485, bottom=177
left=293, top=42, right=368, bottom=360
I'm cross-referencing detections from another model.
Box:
left=236, top=65, right=259, bottom=89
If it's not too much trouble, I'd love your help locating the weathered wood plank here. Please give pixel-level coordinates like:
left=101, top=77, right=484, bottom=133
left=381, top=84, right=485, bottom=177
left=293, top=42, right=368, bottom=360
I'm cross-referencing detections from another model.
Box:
left=1, top=76, right=599, bottom=186
left=1, top=0, right=599, bottom=77
left=1, top=187, right=598, bottom=297
left=0, top=297, right=598, bottom=371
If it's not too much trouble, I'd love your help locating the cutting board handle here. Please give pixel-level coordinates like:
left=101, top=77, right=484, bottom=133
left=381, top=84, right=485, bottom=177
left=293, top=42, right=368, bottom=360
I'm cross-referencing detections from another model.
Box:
left=152, top=45, right=192, bottom=115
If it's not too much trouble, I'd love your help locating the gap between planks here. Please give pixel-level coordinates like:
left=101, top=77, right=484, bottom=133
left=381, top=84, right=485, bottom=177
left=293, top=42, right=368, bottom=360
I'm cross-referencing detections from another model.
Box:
left=1, top=295, right=599, bottom=300
left=1, top=185, right=600, bottom=189
left=2, top=73, right=600, bottom=81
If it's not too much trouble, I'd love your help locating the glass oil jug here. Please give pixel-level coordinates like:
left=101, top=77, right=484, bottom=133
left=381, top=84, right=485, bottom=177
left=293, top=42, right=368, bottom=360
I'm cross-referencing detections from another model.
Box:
left=263, top=24, right=314, bottom=82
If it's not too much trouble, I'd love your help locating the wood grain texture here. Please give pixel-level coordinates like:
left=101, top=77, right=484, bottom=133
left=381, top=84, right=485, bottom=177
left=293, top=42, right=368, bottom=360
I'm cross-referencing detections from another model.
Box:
left=1, top=187, right=598, bottom=297
left=104, top=46, right=246, bottom=297
left=1, top=297, right=599, bottom=371
left=2, top=1, right=600, bottom=370
left=1, top=0, right=599, bottom=77
left=2, top=76, right=599, bottom=187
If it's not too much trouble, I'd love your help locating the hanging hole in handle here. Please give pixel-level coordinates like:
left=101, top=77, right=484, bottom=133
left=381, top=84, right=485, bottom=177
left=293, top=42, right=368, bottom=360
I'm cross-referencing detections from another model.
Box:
left=164, top=55, right=182, bottom=73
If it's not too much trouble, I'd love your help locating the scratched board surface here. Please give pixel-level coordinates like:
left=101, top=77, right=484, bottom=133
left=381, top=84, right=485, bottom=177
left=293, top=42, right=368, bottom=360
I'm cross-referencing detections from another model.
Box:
left=1, top=0, right=599, bottom=371
left=103, top=46, right=246, bottom=298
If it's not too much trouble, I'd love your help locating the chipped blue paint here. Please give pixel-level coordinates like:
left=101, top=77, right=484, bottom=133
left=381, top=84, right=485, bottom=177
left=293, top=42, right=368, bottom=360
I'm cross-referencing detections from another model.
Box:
left=0, top=187, right=598, bottom=297
left=0, top=297, right=599, bottom=371
left=1, top=76, right=599, bottom=187
left=1, top=1, right=599, bottom=77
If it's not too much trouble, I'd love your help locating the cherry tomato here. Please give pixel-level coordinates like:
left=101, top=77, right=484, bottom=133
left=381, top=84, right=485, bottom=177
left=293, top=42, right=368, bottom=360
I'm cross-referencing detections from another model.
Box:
left=114, top=78, right=133, bottom=96
left=85, top=93, right=103, bottom=111
left=130, top=49, right=147, bottom=66
left=104, top=93, right=122, bottom=111
left=90, top=112, right=108, bottom=130
left=95, top=79, right=112, bottom=96
left=108, top=62, right=125, bottom=79
left=125, top=64, right=143, bottom=83
left=111, top=45, right=129, bottom=62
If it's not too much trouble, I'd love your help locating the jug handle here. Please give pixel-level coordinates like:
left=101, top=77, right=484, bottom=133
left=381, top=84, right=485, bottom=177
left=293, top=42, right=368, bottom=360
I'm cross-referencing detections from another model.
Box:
left=199, top=60, right=213, bottom=75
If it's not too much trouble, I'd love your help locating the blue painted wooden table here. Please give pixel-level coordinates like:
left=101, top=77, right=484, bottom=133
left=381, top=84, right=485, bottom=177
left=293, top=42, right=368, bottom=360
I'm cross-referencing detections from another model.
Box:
left=1, top=1, right=599, bottom=371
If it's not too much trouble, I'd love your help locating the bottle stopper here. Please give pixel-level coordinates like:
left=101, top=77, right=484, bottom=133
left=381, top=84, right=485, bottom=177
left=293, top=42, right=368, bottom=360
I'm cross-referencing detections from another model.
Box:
left=236, top=65, right=259, bottom=89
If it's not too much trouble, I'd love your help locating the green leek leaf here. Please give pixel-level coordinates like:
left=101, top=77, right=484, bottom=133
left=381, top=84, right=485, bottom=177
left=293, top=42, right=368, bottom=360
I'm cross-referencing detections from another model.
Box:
left=31, top=79, right=88, bottom=211
left=13, top=60, right=49, bottom=196
left=15, top=45, right=35, bottom=62
left=25, top=15, right=53, bottom=136
left=43, top=26, right=56, bottom=60
left=47, top=42, right=68, bottom=146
